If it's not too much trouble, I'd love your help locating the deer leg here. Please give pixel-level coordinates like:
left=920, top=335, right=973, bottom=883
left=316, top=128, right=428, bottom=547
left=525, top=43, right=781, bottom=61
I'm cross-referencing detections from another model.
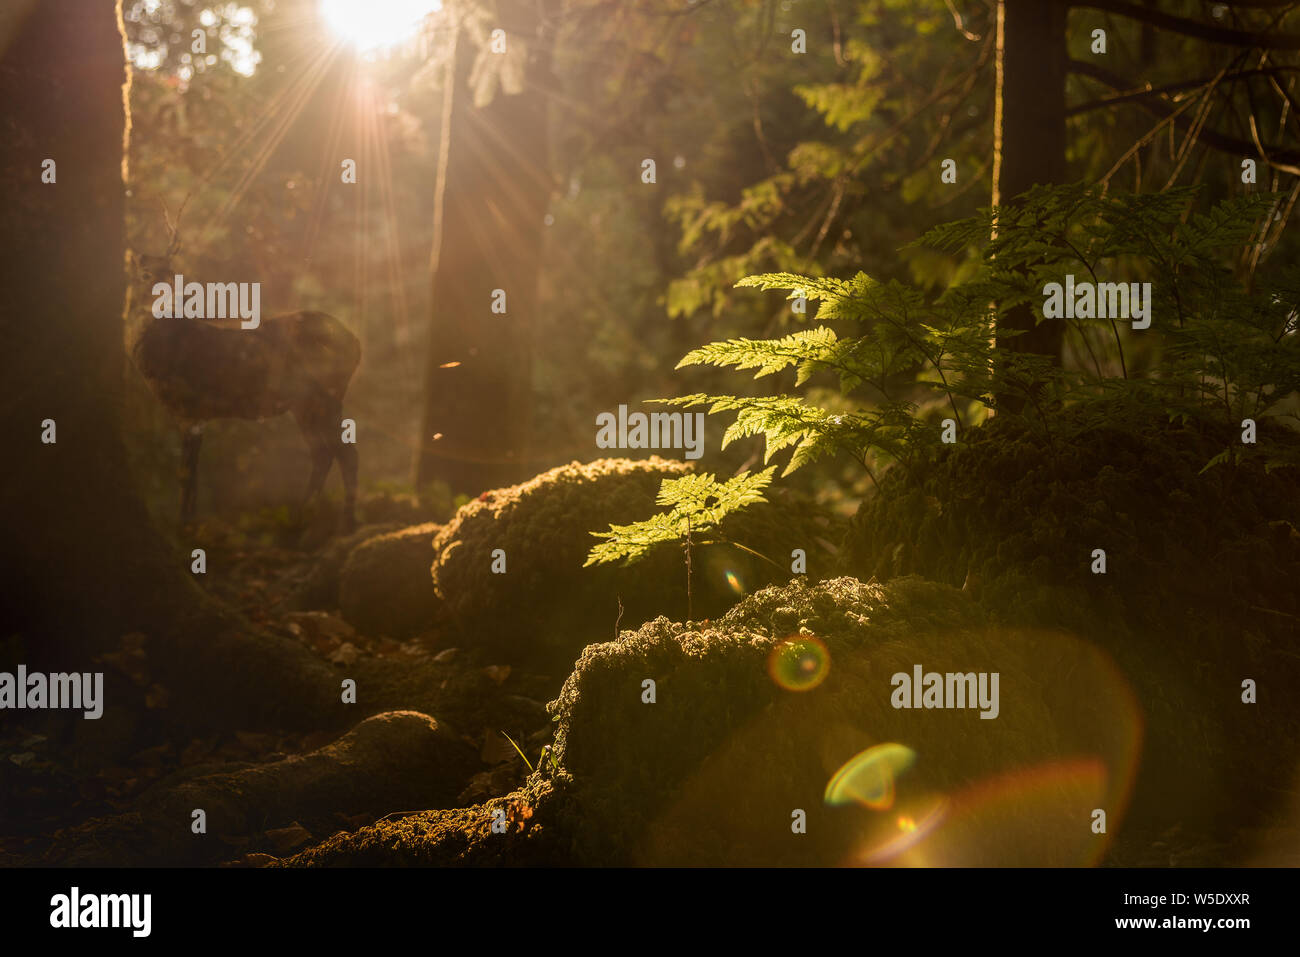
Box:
left=179, top=425, right=203, bottom=525
left=336, top=439, right=358, bottom=533
left=302, top=429, right=333, bottom=505
left=293, top=398, right=335, bottom=521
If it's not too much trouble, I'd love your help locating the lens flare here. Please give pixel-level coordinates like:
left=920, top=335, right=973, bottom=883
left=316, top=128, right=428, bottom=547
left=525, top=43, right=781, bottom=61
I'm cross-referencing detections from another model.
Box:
left=824, top=743, right=917, bottom=810
left=767, top=636, right=830, bottom=691
left=858, top=795, right=949, bottom=865
left=723, top=569, right=743, bottom=595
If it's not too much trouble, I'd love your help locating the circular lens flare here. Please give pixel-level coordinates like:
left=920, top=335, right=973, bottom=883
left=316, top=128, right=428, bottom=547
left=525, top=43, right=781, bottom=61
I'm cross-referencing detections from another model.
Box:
left=767, top=636, right=830, bottom=691
left=824, top=743, right=917, bottom=810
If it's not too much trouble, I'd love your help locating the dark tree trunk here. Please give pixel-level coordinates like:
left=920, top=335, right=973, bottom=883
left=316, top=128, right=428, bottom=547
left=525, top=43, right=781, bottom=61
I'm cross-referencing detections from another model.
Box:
left=414, top=1, right=556, bottom=497
left=0, top=0, right=142, bottom=645
left=0, top=0, right=340, bottom=731
left=992, top=0, right=1069, bottom=406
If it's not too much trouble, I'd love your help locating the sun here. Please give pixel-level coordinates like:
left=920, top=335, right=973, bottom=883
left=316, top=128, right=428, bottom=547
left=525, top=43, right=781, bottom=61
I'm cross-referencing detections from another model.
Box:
left=320, top=0, right=441, bottom=51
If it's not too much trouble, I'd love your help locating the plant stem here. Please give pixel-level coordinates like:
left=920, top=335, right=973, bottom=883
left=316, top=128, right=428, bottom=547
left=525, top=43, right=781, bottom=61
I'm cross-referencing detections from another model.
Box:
left=684, top=514, right=694, bottom=620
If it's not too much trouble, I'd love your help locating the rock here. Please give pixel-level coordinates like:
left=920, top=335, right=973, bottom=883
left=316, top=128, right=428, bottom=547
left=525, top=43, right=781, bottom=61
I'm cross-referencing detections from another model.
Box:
left=430, top=457, right=843, bottom=667
left=543, top=576, right=1143, bottom=866
left=338, top=522, right=442, bottom=638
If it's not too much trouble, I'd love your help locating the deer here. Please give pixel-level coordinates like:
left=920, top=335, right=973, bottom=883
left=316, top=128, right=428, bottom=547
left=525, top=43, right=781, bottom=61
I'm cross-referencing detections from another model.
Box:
left=130, top=204, right=361, bottom=533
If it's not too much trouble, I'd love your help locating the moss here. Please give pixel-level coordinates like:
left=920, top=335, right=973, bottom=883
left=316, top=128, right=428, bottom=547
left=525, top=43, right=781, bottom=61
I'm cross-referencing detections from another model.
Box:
left=843, top=403, right=1300, bottom=830
left=281, top=777, right=567, bottom=866
left=430, top=457, right=841, bottom=668
left=542, top=576, right=1141, bottom=866
left=339, top=522, right=443, bottom=637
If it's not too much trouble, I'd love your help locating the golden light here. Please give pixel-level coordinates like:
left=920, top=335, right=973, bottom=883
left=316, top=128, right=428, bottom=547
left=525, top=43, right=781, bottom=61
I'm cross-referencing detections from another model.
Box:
left=320, top=0, right=440, bottom=51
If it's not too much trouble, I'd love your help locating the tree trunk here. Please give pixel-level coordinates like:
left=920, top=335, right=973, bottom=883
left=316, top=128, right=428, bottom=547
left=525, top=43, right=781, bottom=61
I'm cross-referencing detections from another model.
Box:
left=414, top=1, right=556, bottom=497
left=992, top=0, right=1068, bottom=405
left=0, top=0, right=340, bottom=732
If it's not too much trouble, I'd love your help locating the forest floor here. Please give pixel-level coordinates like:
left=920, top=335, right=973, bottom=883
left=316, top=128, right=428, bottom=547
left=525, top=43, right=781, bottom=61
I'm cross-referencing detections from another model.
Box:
left=0, top=501, right=559, bottom=867
left=2, top=496, right=1297, bottom=867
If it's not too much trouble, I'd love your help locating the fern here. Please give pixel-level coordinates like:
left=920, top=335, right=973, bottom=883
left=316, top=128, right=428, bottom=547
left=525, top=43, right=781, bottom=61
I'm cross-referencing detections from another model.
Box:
left=590, top=184, right=1300, bottom=582
left=673, top=184, right=1296, bottom=480
left=584, top=467, right=776, bottom=568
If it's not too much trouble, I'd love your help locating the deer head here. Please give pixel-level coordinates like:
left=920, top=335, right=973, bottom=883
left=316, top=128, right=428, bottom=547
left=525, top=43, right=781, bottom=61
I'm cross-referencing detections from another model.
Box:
left=133, top=194, right=191, bottom=286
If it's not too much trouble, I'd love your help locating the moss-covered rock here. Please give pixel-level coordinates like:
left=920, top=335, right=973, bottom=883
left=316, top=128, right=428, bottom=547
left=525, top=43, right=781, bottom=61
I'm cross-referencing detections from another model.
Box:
left=339, top=522, right=442, bottom=637
left=542, top=575, right=1142, bottom=866
left=280, top=777, right=564, bottom=867
left=843, top=404, right=1300, bottom=831
left=430, top=457, right=842, bottom=667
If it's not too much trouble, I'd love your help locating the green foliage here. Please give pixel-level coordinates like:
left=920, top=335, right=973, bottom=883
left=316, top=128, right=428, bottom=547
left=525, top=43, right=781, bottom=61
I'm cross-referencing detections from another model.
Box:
left=662, top=2, right=997, bottom=328
left=595, top=184, right=1300, bottom=574
left=585, top=467, right=775, bottom=567
left=666, top=184, right=1300, bottom=483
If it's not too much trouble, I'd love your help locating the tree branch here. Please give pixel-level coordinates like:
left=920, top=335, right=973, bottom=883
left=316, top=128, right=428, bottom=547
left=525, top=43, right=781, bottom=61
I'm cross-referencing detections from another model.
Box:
left=1075, top=0, right=1300, bottom=50
left=1069, top=59, right=1300, bottom=165
left=1067, top=66, right=1300, bottom=115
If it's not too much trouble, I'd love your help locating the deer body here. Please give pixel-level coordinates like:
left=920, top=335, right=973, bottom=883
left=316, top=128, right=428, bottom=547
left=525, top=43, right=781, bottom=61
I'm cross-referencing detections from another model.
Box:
left=132, top=261, right=361, bottom=530
left=134, top=310, right=358, bottom=423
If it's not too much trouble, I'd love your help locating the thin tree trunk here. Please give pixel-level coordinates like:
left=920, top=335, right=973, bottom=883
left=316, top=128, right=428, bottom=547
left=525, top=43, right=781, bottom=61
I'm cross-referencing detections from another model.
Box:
left=992, top=0, right=1069, bottom=408
left=415, top=1, right=556, bottom=497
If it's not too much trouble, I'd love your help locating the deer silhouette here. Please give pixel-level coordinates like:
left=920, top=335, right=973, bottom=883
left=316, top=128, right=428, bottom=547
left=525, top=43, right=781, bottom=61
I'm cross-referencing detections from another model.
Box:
left=131, top=206, right=360, bottom=531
